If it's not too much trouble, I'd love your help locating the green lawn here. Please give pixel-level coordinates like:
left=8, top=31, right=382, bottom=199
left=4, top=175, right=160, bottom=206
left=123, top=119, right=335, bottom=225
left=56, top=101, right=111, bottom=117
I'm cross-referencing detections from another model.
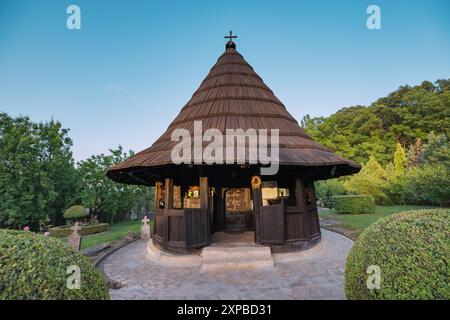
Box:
left=80, top=220, right=143, bottom=250
left=319, top=205, right=438, bottom=238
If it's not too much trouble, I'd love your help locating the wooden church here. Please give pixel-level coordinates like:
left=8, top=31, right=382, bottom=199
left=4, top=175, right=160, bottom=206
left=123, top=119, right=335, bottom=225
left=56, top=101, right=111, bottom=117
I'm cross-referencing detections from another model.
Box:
left=107, top=33, right=360, bottom=253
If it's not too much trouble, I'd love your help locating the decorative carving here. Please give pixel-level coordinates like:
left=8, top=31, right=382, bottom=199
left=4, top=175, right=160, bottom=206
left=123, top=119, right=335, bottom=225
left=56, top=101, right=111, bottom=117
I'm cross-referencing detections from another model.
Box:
left=251, top=176, right=262, bottom=189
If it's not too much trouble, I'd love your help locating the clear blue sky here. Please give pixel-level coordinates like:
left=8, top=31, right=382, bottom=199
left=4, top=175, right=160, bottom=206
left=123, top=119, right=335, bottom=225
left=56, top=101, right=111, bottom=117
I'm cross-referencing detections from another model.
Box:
left=0, top=0, right=449, bottom=161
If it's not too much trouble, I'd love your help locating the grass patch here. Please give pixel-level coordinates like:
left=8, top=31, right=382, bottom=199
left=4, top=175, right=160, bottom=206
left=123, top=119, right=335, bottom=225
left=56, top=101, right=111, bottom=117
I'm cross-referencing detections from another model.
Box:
left=80, top=220, right=144, bottom=250
left=320, top=205, right=438, bottom=238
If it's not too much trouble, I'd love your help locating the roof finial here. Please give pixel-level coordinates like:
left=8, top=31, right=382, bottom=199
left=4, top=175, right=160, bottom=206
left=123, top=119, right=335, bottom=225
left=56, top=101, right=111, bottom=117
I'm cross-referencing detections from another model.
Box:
left=224, top=30, right=237, bottom=49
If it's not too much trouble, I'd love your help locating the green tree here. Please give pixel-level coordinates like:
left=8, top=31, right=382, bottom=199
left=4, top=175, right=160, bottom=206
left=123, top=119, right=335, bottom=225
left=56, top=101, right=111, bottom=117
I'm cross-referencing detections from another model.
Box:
left=421, top=133, right=450, bottom=165
left=407, top=138, right=423, bottom=168
left=77, top=146, right=152, bottom=224
left=314, top=178, right=347, bottom=200
left=393, top=143, right=407, bottom=176
left=404, top=165, right=450, bottom=206
left=403, top=133, right=450, bottom=206
left=344, top=156, right=387, bottom=203
left=0, top=114, right=79, bottom=230
left=303, top=79, right=450, bottom=166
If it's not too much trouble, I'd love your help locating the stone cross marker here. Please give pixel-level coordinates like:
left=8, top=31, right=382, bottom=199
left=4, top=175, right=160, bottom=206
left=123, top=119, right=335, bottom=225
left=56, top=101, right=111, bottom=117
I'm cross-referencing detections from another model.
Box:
left=141, top=216, right=150, bottom=240
left=68, top=222, right=81, bottom=251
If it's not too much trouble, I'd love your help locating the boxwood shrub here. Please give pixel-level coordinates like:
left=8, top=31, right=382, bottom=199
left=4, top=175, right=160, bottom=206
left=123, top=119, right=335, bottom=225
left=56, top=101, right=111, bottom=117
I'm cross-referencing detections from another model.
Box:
left=0, top=229, right=109, bottom=300
left=63, top=205, right=89, bottom=220
left=332, top=195, right=375, bottom=214
left=345, top=209, right=450, bottom=300
left=49, top=223, right=109, bottom=237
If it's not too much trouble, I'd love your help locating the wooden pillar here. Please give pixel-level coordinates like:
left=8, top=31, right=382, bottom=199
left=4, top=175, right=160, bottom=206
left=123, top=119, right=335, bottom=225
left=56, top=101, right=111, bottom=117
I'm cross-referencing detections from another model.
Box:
left=164, top=178, right=173, bottom=210
left=251, top=177, right=262, bottom=243
left=295, top=177, right=305, bottom=211
left=199, top=177, right=208, bottom=209
left=215, top=185, right=224, bottom=231
left=163, top=178, right=172, bottom=242
left=199, top=176, right=211, bottom=243
left=153, top=182, right=162, bottom=236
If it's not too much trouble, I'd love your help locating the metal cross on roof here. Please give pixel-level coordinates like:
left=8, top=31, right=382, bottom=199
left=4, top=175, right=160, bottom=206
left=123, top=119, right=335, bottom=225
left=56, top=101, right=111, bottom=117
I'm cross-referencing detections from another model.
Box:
left=224, top=30, right=237, bottom=41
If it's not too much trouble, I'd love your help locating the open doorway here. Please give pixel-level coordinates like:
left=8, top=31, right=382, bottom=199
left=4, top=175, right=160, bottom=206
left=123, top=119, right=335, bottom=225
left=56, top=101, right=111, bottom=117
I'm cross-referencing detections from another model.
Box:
left=223, top=188, right=254, bottom=233
left=211, top=187, right=255, bottom=244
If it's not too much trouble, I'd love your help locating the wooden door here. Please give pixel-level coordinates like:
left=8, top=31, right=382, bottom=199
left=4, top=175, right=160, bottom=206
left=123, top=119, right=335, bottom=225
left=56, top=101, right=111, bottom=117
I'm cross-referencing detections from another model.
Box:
left=184, top=208, right=210, bottom=248
left=259, top=199, right=285, bottom=244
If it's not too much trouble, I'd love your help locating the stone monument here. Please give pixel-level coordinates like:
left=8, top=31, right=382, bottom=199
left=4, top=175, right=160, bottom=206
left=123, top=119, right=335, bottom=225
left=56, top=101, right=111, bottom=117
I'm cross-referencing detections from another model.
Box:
left=141, top=216, right=150, bottom=240
left=68, top=222, right=81, bottom=251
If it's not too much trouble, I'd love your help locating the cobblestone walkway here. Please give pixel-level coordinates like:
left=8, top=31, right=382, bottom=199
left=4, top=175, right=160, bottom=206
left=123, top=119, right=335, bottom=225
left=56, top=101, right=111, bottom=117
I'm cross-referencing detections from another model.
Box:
left=102, top=229, right=353, bottom=300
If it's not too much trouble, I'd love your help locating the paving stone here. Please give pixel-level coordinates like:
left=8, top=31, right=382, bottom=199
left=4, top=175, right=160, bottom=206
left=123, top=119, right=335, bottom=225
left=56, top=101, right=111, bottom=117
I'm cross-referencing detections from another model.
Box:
left=102, top=228, right=353, bottom=300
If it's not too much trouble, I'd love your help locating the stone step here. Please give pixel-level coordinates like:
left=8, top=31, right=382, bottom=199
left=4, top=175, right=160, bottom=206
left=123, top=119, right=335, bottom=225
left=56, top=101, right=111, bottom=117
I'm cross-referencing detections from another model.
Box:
left=147, top=240, right=202, bottom=267
left=200, top=245, right=274, bottom=272
left=210, top=242, right=258, bottom=247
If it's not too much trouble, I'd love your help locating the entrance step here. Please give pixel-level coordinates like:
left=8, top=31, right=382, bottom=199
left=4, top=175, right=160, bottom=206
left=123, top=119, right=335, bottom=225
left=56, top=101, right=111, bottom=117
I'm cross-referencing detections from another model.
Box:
left=200, top=245, right=274, bottom=272
left=210, top=242, right=258, bottom=247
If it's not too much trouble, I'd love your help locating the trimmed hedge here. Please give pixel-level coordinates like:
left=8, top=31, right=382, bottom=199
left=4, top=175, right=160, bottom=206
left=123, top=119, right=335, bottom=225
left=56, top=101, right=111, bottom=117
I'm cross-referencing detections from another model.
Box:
left=345, top=209, right=450, bottom=300
left=63, top=205, right=89, bottom=220
left=332, top=195, right=375, bottom=214
left=49, top=223, right=109, bottom=238
left=0, top=229, right=109, bottom=300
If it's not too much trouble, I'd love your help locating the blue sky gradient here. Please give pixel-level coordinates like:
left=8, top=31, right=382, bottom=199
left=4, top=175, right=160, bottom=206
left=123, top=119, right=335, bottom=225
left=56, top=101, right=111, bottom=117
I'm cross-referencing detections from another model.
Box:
left=0, top=0, right=449, bottom=161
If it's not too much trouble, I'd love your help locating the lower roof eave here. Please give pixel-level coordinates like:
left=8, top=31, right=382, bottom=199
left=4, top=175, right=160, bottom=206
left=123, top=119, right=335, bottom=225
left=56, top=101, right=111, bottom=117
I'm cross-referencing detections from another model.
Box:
left=106, top=161, right=361, bottom=186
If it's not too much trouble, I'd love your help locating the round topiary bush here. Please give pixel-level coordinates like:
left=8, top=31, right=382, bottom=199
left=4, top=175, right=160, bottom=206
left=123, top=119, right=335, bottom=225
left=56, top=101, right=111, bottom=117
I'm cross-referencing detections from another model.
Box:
left=345, top=209, right=450, bottom=299
left=332, top=195, right=375, bottom=214
left=0, top=229, right=109, bottom=300
left=63, top=205, right=89, bottom=220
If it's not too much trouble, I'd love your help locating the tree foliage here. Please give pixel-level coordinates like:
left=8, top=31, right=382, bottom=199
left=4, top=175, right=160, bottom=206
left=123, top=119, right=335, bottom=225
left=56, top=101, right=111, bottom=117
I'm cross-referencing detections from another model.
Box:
left=77, top=146, right=153, bottom=224
left=344, top=156, right=387, bottom=203
left=63, top=205, right=89, bottom=220
left=310, top=79, right=450, bottom=206
left=393, top=143, right=407, bottom=176
left=304, top=80, right=450, bottom=165
left=316, top=134, right=450, bottom=206
left=0, top=114, right=79, bottom=229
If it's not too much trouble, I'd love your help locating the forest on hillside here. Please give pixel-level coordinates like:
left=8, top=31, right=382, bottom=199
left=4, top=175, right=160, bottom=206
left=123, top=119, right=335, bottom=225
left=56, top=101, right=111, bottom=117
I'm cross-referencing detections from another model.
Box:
left=302, top=79, right=450, bottom=206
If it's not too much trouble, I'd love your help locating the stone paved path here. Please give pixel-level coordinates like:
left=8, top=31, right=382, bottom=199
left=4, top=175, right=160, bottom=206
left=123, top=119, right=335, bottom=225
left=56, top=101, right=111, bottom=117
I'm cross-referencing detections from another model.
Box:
left=102, top=229, right=353, bottom=300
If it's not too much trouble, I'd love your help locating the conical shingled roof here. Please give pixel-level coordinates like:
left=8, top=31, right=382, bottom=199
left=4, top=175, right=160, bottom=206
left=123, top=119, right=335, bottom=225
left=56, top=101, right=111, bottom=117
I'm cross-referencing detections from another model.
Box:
left=107, top=42, right=360, bottom=184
